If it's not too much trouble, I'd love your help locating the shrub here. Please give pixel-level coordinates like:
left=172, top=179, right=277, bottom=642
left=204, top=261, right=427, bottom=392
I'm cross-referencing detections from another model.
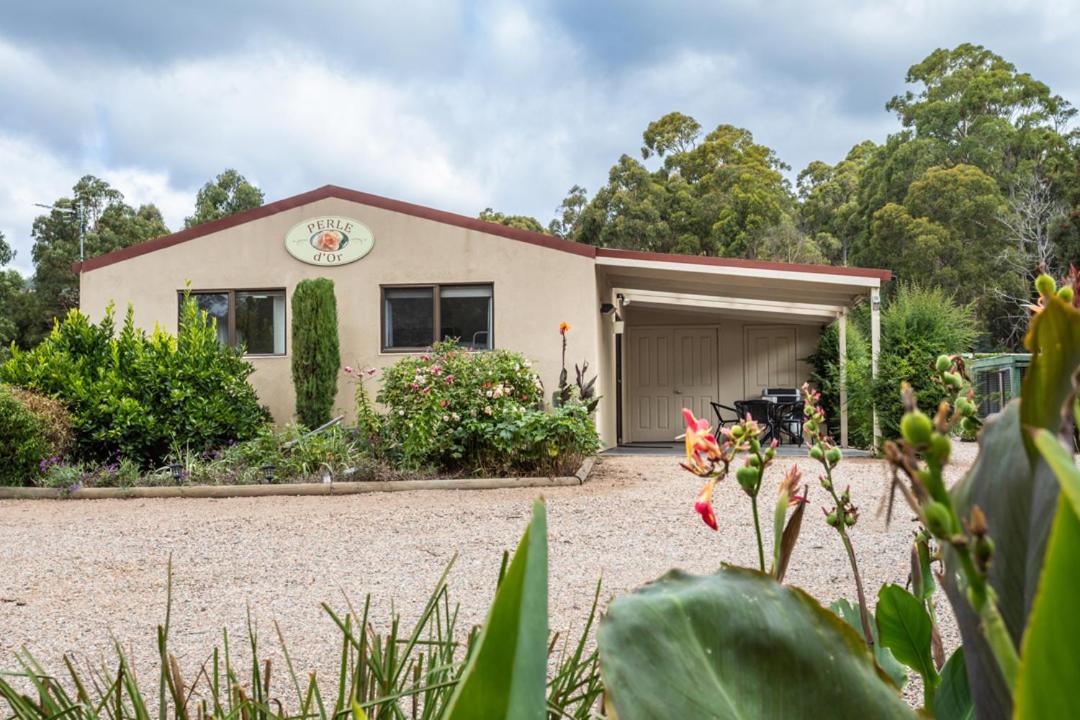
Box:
left=378, top=341, right=566, bottom=471
left=872, top=284, right=978, bottom=439
left=808, top=285, right=977, bottom=446
left=291, top=278, right=340, bottom=428
left=806, top=313, right=874, bottom=448
left=7, top=386, right=74, bottom=458
left=0, top=385, right=49, bottom=486
left=0, top=299, right=270, bottom=466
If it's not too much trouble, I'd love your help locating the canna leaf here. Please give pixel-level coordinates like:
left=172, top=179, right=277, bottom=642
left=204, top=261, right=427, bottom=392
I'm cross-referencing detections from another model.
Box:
left=933, top=649, right=974, bottom=720
left=600, top=568, right=917, bottom=719
left=440, top=499, right=548, bottom=719
left=875, top=584, right=938, bottom=702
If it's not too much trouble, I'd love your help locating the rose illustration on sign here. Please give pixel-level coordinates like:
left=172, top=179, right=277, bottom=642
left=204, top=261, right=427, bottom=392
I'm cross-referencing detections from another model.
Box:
left=285, top=216, right=373, bottom=266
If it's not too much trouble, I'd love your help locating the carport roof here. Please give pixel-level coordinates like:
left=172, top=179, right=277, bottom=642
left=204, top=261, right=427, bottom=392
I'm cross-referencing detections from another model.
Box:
left=73, top=184, right=893, bottom=284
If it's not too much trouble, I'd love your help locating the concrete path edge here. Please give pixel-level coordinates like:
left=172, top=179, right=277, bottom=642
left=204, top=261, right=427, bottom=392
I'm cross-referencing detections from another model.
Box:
left=0, top=457, right=598, bottom=501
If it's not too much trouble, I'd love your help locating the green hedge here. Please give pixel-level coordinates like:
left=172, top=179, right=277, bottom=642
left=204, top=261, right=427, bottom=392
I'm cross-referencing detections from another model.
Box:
left=0, top=299, right=269, bottom=466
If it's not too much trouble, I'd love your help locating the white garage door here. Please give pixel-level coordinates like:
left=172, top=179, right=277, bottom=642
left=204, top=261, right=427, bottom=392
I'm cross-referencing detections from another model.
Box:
left=627, top=326, right=718, bottom=442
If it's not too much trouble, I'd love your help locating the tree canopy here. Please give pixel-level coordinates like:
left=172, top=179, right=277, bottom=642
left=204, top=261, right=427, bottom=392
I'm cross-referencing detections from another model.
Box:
left=184, top=169, right=264, bottom=228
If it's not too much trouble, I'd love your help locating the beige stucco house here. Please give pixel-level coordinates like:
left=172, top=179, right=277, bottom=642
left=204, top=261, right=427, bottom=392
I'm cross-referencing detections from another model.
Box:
left=77, top=185, right=890, bottom=450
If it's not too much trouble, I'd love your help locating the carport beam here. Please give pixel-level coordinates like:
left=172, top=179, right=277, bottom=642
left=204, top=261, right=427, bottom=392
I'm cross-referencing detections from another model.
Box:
left=839, top=308, right=848, bottom=448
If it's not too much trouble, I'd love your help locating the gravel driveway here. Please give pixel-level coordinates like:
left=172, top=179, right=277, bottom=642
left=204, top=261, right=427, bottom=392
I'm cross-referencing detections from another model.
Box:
left=0, top=445, right=977, bottom=700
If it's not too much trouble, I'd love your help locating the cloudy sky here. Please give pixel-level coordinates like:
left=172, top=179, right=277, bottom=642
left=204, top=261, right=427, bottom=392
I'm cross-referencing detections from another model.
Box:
left=1, top=1, right=1078, bottom=273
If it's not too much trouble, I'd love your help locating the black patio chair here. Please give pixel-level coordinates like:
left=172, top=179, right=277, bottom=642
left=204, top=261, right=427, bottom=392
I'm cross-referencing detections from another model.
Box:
left=771, top=401, right=804, bottom=446
left=710, top=402, right=740, bottom=430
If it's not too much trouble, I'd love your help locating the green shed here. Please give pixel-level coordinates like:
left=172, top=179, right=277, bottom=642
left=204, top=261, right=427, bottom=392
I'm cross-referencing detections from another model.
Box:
left=967, top=353, right=1030, bottom=416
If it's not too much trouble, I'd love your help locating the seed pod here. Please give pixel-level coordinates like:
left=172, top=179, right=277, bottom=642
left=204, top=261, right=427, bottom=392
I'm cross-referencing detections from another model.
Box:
left=826, top=511, right=839, bottom=527
left=844, top=512, right=857, bottom=527
left=935, top=354, right=952, bottom=373
left=1035, top=273, right=1056, bottom=298
left=922, top=500, right=953, bottom=538
left=825, top=447, right=842, bottom=467
left=1058, top=286, right=1074, bottom=303
left=747, top=454, right=761, bottom=468
left=901, top=410, right=933, bottom=446
left=929, top=433, right=952, bottom=464
left=809, top=445, right=824, bottom=461
left=943, top=371, right=962, bottom=389
left=974, top=534, right=995, bottom=571
left=736, top=465, right=759, bottom=494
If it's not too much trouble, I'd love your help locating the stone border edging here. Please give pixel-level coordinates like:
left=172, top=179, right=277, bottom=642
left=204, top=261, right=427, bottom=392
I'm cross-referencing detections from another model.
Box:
left=0, top=457, right=598, bottom=501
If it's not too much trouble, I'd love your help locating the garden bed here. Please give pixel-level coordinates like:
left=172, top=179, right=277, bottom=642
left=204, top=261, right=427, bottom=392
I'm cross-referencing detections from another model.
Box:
left=0, top=457, right=595, bottom=500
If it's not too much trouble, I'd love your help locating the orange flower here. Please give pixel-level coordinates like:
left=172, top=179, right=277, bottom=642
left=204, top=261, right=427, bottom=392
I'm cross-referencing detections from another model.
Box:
left=559, top=321, right=571, bottom=335
left=695, top=479, right=719, bottom=530
left=682, top=408, right=720, bottom=459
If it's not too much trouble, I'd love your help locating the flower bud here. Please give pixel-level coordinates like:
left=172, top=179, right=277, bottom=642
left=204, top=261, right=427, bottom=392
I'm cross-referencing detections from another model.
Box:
left=922, top=500, right=953, bottom=538
left=900, top=410, right=933, bottom=446
left=935, top=354, right=952, bottom=373
left=1035, top=273, right=1057, bottom=298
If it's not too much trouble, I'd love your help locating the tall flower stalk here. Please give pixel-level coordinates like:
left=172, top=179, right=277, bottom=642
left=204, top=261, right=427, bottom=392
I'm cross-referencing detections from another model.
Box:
left=802, top=383, right=873, bottom=648
left=680, top=409, right=803, bottom=575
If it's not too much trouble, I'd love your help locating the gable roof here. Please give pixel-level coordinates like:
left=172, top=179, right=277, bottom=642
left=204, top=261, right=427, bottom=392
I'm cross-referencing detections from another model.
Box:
left=74, top=184, right=892, bottom=281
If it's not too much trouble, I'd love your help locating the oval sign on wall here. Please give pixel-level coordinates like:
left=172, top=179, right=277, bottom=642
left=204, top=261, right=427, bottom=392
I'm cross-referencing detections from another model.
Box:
left=284, top=216, right=374, bottom=266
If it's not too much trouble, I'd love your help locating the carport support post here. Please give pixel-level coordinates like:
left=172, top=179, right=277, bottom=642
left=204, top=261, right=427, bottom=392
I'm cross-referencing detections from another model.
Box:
left=870, top=288, right=882, bottom=452
left=838, top=308, right=848, bottom=448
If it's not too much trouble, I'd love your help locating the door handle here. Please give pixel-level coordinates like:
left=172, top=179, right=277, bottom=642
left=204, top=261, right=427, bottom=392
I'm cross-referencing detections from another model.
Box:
left=673, top=389, right=682, bottom=395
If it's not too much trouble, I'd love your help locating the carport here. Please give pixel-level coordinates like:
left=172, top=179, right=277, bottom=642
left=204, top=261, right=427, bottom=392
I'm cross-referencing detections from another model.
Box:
left=593, top=249, right=891, bottom=449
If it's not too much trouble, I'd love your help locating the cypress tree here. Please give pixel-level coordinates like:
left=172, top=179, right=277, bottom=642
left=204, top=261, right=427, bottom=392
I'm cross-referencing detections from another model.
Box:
left=291, top=278, right=340, bottom=428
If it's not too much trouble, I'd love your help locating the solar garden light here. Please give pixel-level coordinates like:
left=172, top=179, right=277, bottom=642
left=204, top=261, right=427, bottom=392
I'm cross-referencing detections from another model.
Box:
left=168, top=463, right=184, bottom=485
left=261, top=464, right=276, bottom=484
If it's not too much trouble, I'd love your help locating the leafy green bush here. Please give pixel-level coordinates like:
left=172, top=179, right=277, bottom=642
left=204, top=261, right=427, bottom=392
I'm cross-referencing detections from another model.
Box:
left=0, top=299, right=270, bottom=466
left=291, top=278, right=340, bottom=428
left=807, top=312, right=874, bottom=448
left=378, top=341, right=599, bottom=473
left=808, top=285, right=977, bottom=446
left=0, top=385, right=49, bottom=486
left=873, top=284, right=978, bottom=439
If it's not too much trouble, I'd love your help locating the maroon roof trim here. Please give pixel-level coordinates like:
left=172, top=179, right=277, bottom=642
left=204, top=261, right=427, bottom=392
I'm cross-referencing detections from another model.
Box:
left=74, top=184, right=595, bottom=273
left=72, top=184, right=891, bottom=282
left=595, top=247, right=892, bottom=281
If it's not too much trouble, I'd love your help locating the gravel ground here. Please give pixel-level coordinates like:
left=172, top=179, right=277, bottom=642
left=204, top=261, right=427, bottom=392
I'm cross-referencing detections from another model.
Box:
left=0, top=444, right=977, bottom=705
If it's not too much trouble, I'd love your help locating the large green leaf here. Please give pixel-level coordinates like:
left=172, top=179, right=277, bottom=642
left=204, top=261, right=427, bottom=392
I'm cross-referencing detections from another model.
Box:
left=875, top=585, right=937, bottom=690
left=599, top=568, right=917, bottom=720
left=944, top=402, right=1057, bottom=720
left=441, top=499, right=548, bottom=719
left=941, top=295, right=1080, bottom=718
left=1014, top=433, right=1080, bottom=718
left=829, top=598, right=907, bottom=689
left=933, top=650, right=974, bottom=720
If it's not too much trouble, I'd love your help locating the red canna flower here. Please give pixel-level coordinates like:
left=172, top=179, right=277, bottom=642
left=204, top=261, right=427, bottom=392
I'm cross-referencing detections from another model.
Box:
left=695, top=479, right=719, bottom=530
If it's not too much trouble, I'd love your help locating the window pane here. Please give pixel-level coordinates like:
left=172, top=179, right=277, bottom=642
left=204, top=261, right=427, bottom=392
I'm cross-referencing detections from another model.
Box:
left=236, top=291, right=285, bottom=354
left=440, top=285, right=492, bottom=349
left=186, top=293, right=229, bottom=346
left=384, top=287, right=434, bottom=348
